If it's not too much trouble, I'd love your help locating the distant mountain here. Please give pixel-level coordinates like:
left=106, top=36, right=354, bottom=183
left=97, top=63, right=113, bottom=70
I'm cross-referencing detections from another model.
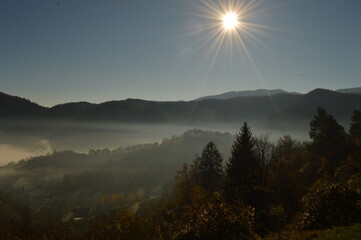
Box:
left=0, top=92, right=46, bottom=119
left=336, top=87, right=361, bottom=94
left=195, top=89, right=300, bottom=101
left=267, top=88, right=361, bottom=128
left=1, top=89, right=361, bottom=128
left=49, top=102, right=95, bottom=119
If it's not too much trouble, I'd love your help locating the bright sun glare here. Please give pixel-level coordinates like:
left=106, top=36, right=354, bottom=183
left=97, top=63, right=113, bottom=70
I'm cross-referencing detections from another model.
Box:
left=181, top=0, right=283, bottom=80
left=222, top=12, right=239, bottom=30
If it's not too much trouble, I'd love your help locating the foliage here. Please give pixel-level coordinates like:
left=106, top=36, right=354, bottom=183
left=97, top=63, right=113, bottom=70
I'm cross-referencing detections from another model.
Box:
left=309, top=107, right=347, bottom=171
left=1, top=108, right=361, bottom=239
left=254, top=134, right=275, bottom=187
left=300, top=179, right=361, bottom=229
left=226, top=122, right=258, bottom=199
left=199, top=141, right=224, bottom=192
left=263, top=224, right=361, bottom=240
left=84, top=210, right=150, bottom=240
left=174, top=192, right=256, bottom=240
left=269, top=135, right=316, bottom=215
left=0, top=193, right=33, bottom=239
left=308, top=224, right=361, bottom=240
left=350, top=110, right=361, bottom=139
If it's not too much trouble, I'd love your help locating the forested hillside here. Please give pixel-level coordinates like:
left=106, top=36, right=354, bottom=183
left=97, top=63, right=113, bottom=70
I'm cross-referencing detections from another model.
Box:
left=0, top=129, right=234, bottom=207
left=0, top=108, right=360, bottom=239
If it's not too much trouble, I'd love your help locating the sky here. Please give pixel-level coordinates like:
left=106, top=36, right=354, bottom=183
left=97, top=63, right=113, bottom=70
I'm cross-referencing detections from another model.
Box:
left=1, top=0, right=360, bottom=107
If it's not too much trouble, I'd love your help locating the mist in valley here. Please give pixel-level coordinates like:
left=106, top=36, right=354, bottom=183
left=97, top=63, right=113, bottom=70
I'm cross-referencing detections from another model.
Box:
left=0, top=119, right=310, bottom=166
left=0, top=117, right=312, bottom=211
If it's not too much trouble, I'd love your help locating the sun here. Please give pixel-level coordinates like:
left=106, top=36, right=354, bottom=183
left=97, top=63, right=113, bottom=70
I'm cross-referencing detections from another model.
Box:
left=176, top=0, right=282, bottom=79
left=222, top=12, right=239, bottom=30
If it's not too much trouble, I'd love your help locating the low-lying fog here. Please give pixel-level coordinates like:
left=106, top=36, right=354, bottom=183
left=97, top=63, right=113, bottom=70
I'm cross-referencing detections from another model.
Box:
left=0, top=120, right=309, bottom=165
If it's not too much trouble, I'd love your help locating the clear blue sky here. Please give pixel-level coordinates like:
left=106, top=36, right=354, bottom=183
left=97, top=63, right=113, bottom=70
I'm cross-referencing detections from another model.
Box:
left=1, top=0, right=360, bottom=106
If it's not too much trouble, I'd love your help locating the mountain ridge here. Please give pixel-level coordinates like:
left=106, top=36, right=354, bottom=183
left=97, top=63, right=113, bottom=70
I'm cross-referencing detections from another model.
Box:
left=1, top=88, right=361, bottom=127
left=336, top=87, right=361, bottom=94
left=194, top=89, right=301, bottom=101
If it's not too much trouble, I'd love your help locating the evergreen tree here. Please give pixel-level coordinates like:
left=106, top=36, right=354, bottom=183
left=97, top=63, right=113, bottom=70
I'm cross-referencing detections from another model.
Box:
left=226, top=123, right=258, bottom=190
left=309, top=107, right=347, bottom=171
left=200, top=141, right=223, bottom=192
left=350, top=110, right=361, bottom=139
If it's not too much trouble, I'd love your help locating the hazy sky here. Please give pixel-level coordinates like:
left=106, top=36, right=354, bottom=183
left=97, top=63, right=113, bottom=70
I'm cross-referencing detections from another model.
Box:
left=1, top=0, right=360, bottom=106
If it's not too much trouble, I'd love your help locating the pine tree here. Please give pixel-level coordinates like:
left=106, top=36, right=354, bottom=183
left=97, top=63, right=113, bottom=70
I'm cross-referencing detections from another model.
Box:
left=226, top=123, right=258, bottom=190
left=200, top=141, right=223, bottom=192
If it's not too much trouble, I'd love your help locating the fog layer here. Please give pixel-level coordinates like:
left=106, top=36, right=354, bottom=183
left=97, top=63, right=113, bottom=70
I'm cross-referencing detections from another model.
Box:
left=0, top=120, right=309, bottom=165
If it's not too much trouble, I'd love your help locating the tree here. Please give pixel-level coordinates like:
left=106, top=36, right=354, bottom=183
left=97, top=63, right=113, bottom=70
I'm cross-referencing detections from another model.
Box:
left=275, top=135, right=299, bottom=159
left=309, top=107, right=347, bottom=171
left=350, top=110, right=361, bottom=139
left=173, top=157, right=203, bottom=206
left=174, top=163, right=192, bottom=206
left=226, top=123, right=258, bottom=192
left=270, top=135, right=309, bottom=215
left=199, top=141, right=224, bottom=192
left=254, top=134, right=275, bottom=186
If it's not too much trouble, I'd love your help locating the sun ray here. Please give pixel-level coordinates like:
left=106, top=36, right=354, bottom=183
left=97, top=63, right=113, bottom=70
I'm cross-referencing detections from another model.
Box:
left=239, top=29, right=280, bottom=57
left=233, top=27, right=291, bottom=131
left=242, top=22, right=297, bottom=34
left=186, top=31, right=227, bottom=124
left=175, top=0, right=293, bottom=131
left=200, top=0, right=223, bottom=16
left=160, top=0, right=293, bottom=130
left=141, top=0, right=289, bottom=95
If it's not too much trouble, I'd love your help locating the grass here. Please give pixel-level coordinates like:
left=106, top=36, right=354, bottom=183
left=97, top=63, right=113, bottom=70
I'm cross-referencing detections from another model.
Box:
left=263, top=224, right=361, bottom=240
left=308, top=224, right=361, bottom=240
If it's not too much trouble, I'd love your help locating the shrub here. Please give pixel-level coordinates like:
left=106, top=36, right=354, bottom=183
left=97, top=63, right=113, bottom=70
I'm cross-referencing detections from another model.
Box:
left=301, top=180, right=361, bottom=229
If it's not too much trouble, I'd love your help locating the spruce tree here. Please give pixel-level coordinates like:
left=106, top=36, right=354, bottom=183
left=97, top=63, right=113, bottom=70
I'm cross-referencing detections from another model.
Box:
left=226, top=122, right=258, bottom=190
left=200, top=141, right=223, bottom=192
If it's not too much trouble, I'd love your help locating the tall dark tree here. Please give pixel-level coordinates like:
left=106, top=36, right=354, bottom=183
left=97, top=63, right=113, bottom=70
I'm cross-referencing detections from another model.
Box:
left=226, top=123, right=258, bottom=190
left=199, top=141, right=223, bottom=192
left=309, top=107, right=347, bottom=171
left=350, top=110, right=361, bottom=139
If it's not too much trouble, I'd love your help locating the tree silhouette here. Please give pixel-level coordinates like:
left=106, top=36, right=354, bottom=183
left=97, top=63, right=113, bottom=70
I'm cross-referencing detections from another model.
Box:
left=226, top=123, right=258, bottom=198
left=199, top=141, right=223, bottom=192
left=350, top=110, right=361, bottom=140
left=254, top=134, right=275, bottom=186
left=309, top=107, right=347, bottom=171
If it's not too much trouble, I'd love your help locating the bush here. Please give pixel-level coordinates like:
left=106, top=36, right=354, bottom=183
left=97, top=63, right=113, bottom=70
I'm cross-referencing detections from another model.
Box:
left=301, top=180, right=361, bottom=229
left=174, top=192, right=256, bottom=240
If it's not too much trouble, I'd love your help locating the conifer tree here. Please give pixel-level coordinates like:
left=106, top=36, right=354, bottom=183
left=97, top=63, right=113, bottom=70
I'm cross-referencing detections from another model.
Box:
left=226, top=123, right=258, bottom=190
left=200, top=141, right=223, bottom=192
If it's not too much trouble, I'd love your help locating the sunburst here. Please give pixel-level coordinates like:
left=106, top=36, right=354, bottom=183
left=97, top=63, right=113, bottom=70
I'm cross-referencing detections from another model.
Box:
left=179, top=0, right=274, bottom=81
left=172, top=0, right=291, bottom=126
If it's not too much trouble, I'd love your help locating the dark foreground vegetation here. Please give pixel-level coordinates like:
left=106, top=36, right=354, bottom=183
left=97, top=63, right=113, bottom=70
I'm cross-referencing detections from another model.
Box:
left=0, top=107, right=360, bottom=239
